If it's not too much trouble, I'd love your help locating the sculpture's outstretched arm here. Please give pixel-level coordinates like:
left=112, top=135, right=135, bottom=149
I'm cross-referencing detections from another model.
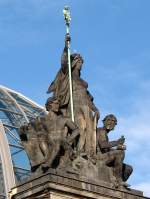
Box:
left=110, top=136, right=125, bottom=148
left=109, top=141, right=119, bottom=148
left=99, top=140, right=118, bottom=150
left=47, top=34, right=71, bottom=94
left=101, top=138, right=125, bottom=149
left=61, top=33, right=71, bottom=73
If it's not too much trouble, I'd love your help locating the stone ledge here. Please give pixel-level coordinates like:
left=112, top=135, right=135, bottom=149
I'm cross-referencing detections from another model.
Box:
left=10, top=169, right=149, bottom=199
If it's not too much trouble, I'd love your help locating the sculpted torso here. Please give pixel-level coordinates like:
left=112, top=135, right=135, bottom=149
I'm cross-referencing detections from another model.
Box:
left=44, top=115, right=67, bottom=139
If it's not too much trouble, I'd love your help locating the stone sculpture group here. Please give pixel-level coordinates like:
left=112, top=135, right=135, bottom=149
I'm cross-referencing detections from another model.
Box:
left=19, top=34, right=133, bottom=189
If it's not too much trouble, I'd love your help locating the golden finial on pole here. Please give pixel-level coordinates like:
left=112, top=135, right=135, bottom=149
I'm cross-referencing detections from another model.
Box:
left=63, top=6, right=71, bottom=26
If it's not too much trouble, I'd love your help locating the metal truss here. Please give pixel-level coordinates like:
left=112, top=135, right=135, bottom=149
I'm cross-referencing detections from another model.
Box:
left=0, top=86, right=46, bottom=199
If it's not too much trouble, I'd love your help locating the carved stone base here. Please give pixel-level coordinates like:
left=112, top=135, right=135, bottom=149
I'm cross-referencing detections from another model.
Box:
left=10, top=169, right=149, bottom=199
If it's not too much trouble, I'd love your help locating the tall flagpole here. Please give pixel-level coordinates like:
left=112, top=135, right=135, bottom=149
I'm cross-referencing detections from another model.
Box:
left=63, top=6, right=75, bottom=122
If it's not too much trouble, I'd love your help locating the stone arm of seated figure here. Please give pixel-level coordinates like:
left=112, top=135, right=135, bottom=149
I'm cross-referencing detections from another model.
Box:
left=100, top=140, right=118, bottom=150
left=100, top=137, right=125, bottom=150
left=97, top=130, right=119, bottom=152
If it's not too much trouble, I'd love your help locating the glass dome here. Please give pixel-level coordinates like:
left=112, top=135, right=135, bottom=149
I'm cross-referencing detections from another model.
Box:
left=0, top=85, right=46, bottom=199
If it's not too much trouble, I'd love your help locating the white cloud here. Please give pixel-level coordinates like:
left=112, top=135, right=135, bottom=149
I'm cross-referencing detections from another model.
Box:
left=133, top=182, right=150, bottom=197
left=96, top=80, right=150, bottom=196
left=114, top=99, right=150, bottom=196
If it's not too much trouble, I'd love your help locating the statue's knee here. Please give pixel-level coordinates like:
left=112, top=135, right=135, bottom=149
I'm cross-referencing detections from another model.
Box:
left=122, top=164, right=133, bottom=181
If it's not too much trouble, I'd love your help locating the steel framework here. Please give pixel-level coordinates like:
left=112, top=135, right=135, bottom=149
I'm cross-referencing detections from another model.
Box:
left=0, top=85, right=46, bottom=199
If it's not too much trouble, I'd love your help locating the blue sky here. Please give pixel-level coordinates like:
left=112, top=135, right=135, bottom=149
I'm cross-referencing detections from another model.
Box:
left=0, top=0, right=150, bottom=196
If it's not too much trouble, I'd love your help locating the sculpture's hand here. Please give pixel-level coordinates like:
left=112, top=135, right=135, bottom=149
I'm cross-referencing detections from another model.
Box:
left=65, top=33, right=71, bottom=47
left=117, top=144, right=126, bottom=150
left=118, top=135, right=125, bottom=145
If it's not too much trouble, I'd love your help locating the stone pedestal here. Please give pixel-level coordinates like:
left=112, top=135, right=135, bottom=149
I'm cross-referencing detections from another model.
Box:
left=10, top=169, right=149, bottom=199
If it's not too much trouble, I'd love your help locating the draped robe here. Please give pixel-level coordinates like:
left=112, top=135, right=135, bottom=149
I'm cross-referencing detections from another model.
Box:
left=47, top=48, right=99, bottom=156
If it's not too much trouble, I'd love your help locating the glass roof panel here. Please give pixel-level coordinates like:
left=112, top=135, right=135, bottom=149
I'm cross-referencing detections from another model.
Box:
left=0, top=86, right=46, bottom=188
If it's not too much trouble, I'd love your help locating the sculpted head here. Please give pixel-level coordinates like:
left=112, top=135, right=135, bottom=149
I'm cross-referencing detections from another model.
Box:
left=45, top=96, right=59, bottom=113
left=103, top=114, right=117, bottom=131
left=71, top=53, right=84, bottom=70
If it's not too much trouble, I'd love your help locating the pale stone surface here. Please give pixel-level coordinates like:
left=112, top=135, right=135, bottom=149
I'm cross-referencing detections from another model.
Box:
left=50, top=191, right=112, bottom=199
left=10, top=170, right=149, bottom=199
left=50, top=191, right=82, bottom=199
